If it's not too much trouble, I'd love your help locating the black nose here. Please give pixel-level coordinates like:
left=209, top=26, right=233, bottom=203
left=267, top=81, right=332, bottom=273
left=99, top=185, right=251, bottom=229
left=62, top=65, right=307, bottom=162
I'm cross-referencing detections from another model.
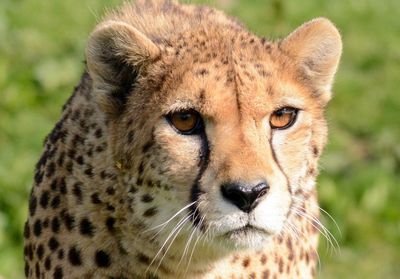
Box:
left=221, top=181, right=270, bottom=213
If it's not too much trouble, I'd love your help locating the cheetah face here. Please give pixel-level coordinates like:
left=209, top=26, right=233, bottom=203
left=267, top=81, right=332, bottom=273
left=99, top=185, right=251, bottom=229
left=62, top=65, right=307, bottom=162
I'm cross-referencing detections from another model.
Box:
left=146, top=74, right=299, bottom=250
left=87, top=18, right=341, bottom=252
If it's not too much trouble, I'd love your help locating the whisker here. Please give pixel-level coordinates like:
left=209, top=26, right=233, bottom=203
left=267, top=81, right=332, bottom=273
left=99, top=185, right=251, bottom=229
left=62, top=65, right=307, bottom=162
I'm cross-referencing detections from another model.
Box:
left=143, top=202, right=196, bottom=233
left=178, top=223, right=197, bottom=267
left=291, top=208, right=339, bottom=254
left=185, top=214, right=206, bottom=274
left=177, top=204, right=201, bottom=267
left=146, top=214, right=192, bottom=273
left=154, top=214, right=193, bottom=274
left=292, top=194, right=342, bottom=237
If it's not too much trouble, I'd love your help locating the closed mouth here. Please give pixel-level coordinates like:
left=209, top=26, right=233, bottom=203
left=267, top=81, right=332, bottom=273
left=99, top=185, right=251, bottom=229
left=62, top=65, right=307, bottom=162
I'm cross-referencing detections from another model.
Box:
left=224, top=224, right=269, bottom=237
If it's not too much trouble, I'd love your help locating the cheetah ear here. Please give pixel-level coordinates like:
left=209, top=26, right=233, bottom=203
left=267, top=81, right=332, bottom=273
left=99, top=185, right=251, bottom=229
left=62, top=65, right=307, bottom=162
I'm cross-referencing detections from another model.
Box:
left=280, top=18, right=342, bottom=103
left=86, top=20, right=160, bottom=115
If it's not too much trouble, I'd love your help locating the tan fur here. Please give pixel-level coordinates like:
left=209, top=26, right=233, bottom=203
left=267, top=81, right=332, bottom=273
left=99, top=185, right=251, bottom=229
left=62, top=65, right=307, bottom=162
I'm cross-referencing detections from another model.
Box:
left=24, top=1, right=341, bottom=278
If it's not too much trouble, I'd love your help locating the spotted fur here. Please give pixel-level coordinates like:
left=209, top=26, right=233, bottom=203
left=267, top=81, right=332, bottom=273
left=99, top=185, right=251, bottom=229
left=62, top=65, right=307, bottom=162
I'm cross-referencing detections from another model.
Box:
left=24, top=1, right=342, bottom=278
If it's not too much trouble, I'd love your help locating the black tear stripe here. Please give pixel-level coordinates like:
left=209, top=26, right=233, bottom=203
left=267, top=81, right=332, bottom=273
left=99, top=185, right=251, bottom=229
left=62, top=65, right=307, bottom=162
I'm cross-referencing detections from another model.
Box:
left=189, top=123, right=210, bottom=230
left=268, top=132, right=292, bottom=194
left=268, top=135, right=294, bottom=220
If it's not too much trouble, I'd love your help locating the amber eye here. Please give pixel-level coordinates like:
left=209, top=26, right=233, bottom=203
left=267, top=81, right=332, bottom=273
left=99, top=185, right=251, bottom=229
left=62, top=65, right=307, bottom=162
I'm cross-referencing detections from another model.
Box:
left=270, top=107, right=298, bottom=129
left=168, top=109, right=201, bottom=134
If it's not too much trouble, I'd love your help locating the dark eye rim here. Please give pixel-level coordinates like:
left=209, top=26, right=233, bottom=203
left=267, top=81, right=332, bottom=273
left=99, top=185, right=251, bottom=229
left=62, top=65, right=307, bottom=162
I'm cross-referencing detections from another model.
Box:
left=165, top=109, right=203, bottom=135
left=270, top=107, right=299, bottom=130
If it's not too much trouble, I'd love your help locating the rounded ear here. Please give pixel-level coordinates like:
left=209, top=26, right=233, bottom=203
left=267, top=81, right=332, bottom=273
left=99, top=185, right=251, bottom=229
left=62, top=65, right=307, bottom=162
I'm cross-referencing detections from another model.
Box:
left=280, top=18, right=342, bottom=103
left=86, top=20, right=160, bottom=115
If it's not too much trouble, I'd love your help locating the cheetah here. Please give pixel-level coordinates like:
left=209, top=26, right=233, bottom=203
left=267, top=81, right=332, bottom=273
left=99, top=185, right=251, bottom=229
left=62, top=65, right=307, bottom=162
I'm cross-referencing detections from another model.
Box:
left=23, top=0, right=342, bottom=278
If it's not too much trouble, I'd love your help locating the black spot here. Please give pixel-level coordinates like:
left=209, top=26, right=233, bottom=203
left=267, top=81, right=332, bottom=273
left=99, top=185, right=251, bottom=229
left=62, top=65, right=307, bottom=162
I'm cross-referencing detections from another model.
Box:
left=51, top=217, right=60, bottom=233
left=95, top=128, right=103, bottom=138
left=142, top=140, right=153, bottom=153
left=61, top=210, right=75, bottom=231
left=24, top=262, right=29, bottom=277
left=129, top=186, right=137, bottom=193
left=91, top=193, right=101, bottom=204
left=50, top=179, right=58, bottom=191
left=25, top=244, right=33, bottom=260
left=105, top=217, right=115, bottom=232
left=72, top=182, right=83, bottom=202
left=59, top=178, right=67, bottom=194
left=29, top=195, right=37, bottom=216
left=106, top=204, right=115, bottom=211
left=138, top=162, right=144, bottom=175
left=106, top=186, right=115, bottom=195
left=96, top=145, right=105, bottom=153
left=46, top=162, right=56, bottom=177
left=95, top=250, right=111, bottom=267
left=57, top=152, right=65, bottom=166
left=76, top=155, right=84, bottom=165
left=68, top=246, right=82, bottom=266
left=40, top=190, right=50, bottom=208
left=36, top=244, right=45, bottom=259
left=51, top=195, right=61, bottom=209
left=35, top=262, right=40, bottom=278
left=84, top=166, right=93, bottom=177
left=137, top=253, right=150, bottom=264
left=86, top=150, right=93, bottom=157
left=196, top=68, right=209, bottom=75
left=71, top=109, right=81, bottom=121
left=53, top=266, right=63, bottom=279
left=33, top=219, right=42, bottom=236
left=36, top=150, right=49, bottom=169
left=127, top=131, right=134, bottom=143
left=79, top=118, right=88, bottom=131
left=143, top=207, right=158, bottom=217
left=45, top=256, right=52, bottom=270
left=313, top=146, right=319, bottom=157
left=34, top=170, right=44, bottom=185
left=67, top=149, right=76, bottom=160
left=48, top=237, right=59, bottom=251
left=23, top=222, right=30, bottom=239
left=79, top=218, right=94, bottom=237
left=141, top=194, right=153, bottom=203
left=58, top=249, right=64, bottom=260
left=100, top=171, right=108, bottom=179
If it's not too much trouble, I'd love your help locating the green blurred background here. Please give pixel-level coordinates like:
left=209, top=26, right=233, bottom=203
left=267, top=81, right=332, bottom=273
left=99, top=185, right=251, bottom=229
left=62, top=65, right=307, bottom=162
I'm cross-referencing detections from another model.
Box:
left=0, top=0, right=399, bottom=278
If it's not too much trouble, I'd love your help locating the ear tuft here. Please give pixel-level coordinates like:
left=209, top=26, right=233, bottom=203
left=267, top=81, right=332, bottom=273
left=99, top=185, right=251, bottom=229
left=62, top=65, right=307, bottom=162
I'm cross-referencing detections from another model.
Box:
left=86, top=20, right=160, bottom=115
left=280, top=18, right=342, bottom=103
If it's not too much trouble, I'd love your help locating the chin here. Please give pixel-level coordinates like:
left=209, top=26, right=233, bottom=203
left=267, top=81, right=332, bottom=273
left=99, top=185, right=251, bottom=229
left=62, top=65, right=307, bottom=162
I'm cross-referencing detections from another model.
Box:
left=217, top=226, right=273, bottom=250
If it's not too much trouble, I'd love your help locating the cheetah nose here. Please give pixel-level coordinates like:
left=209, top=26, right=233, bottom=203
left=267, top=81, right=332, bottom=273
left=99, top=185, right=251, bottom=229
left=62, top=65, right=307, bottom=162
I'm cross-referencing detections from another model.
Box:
left=221, top=181, right=270, bottom=213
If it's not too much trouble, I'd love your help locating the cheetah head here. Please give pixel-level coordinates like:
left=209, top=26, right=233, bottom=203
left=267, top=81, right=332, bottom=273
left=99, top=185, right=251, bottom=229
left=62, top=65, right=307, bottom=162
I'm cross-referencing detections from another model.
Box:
left=86, top=17, right=341, bottom=254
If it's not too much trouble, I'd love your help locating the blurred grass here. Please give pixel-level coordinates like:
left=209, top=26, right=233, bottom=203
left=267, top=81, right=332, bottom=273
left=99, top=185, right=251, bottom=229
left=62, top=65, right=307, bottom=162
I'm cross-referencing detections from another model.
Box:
left=0, top=0, right=399, bottom=278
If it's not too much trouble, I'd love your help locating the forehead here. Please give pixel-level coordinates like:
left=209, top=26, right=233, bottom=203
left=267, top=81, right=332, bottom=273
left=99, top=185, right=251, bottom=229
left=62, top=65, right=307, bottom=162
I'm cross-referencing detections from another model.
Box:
left=159, top=35, right=309, bottom=119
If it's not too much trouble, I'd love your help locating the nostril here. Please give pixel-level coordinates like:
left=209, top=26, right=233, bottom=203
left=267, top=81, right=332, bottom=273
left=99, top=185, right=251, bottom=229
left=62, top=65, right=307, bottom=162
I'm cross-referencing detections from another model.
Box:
left=253, top=182, right=269, bottom=199
left=221, top=181, right=269, bottom=213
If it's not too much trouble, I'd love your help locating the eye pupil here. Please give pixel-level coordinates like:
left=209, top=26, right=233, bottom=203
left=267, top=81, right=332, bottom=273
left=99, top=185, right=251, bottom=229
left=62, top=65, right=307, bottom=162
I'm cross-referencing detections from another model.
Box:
left=179, top=113, right=192, bottom=121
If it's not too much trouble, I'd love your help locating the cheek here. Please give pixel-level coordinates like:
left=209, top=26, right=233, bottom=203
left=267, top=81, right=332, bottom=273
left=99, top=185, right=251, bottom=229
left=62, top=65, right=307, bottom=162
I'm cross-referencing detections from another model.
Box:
left=153, top=121, right=201, bottom=185
left=271, top=113, right=312, bottom=190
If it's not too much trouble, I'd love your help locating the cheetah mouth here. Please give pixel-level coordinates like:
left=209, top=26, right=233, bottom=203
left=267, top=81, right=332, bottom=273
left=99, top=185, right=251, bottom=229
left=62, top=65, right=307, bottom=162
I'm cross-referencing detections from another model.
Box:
left=217, top=224, right=272, bottom=248
left=223, top=224, right=270, bottom=238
